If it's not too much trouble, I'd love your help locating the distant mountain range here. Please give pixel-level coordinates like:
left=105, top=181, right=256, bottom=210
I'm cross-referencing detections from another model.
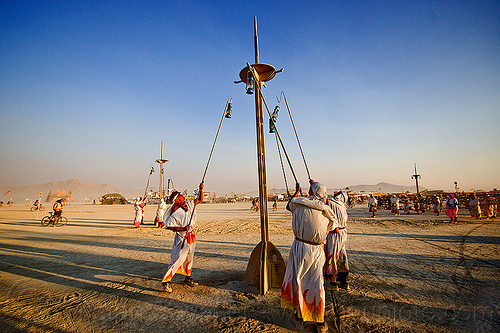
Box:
left=0, top=179, right=142, bottom=203
left=245, top=182, right=423, bottom=197
left=1, top=179, right=423, bottom=203
left=345, top=182, right=422, bottom=193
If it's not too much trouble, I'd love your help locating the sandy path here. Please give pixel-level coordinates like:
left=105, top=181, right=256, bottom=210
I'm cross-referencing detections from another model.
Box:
left=0, top=202, right=498, bottom=332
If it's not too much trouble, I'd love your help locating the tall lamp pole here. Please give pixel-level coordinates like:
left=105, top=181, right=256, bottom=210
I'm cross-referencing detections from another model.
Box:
left=156, top=141, right=169, bottom=199
left=236, top=17, right=285, bottom=295
left=411, top=163, right=421, bottom=195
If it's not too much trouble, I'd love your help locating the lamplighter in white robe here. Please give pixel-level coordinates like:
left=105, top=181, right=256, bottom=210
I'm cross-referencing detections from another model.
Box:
left=155, top=199, right=168, bottom=226
left=324, top=193, right=349, bottom=278
left=133, top=198, right=145, bottom=227
left=281, top=190, right=338, bottom=323
left=162, top=200, right=197, bottom=283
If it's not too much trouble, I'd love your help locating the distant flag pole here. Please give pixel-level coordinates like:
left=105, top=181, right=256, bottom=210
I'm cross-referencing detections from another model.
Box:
left=411, top=163, right=421, bottom=195
left=156, top=141, right=169, bottom=199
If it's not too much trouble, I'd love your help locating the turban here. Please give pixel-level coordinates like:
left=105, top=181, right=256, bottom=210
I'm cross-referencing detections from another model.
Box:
left=310, top=182, right=327, bottom=200
left=334, top=191, right=349, bottom=204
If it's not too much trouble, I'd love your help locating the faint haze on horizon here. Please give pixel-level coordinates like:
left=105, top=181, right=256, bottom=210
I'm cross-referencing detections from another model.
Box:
left=1, top=1, right=499, bottom=194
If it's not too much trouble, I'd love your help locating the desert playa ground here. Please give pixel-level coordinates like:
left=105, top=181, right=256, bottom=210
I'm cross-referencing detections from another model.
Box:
left=0, top=202, right=499, bottom=332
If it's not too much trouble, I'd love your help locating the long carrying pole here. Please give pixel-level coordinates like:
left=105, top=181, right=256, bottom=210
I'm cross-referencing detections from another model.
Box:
left=201, top=97, right=231, bottom=183
left=281, top=92, right=311, bottom=181
left=144, top=164, right=154, bottom=198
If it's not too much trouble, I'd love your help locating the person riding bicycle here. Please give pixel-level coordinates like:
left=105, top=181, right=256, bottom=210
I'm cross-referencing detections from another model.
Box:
left=52, top=199, right=64, bottom=221
left=33, top=199, right=41, bottom=210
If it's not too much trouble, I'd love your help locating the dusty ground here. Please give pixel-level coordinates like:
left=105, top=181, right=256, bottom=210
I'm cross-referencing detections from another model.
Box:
left=0, top=202, right=499, bottom=332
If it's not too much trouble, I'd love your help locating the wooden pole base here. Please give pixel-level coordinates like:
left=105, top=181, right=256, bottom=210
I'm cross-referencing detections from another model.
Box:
left=246, top=240, right=286, bottom=294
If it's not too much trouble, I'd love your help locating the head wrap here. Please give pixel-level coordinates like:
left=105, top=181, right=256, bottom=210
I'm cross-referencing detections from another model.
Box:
left=449, top=194, right=455, bottom=199
left=170, top=191, right=187, bottom=213
left=334, top=191, right=348, bottom=204
left=169, top=191, right=180, bottom=202
left=310, top=182, right=327, bottom=201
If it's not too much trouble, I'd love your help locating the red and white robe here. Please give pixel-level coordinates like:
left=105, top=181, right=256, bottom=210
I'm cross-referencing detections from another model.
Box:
left=324, top=197, right=349, bottom=278
left=155, top=199, right=168, bottom=227
left=162, top=200, right=197, bottom=282
left=281, top=196, right=337, bottom=323
left=133, top=199, right=145, bottom=227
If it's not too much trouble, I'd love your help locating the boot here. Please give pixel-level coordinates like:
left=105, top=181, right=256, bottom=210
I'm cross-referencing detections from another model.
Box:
left=317, top=321, right=328, bottom=333
left=184, top=277, right=198, bottom=287
left=162, top=282, right=173, bottom=293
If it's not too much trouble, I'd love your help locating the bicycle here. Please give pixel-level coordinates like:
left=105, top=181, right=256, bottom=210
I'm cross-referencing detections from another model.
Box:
left=30, top=204, right=45, bottom=212
left=41, top=211, right=68, bottom=227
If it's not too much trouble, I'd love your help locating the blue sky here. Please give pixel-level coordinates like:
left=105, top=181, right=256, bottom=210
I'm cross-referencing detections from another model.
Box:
left=1, top=0, right=499, bottom=194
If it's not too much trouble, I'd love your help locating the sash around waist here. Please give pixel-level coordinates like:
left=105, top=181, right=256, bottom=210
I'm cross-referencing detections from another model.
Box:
left=295, top=237, right=323, bottom=246
left=327, top=227, right=346, bottom=235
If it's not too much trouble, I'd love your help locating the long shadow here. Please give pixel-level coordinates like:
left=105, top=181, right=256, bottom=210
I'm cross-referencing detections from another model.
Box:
left=0, top=221, right=44, bottom=227
left=197, top=239, right=259, bottom=247
left=349, top=232, right=500, bottom=246
left=0, top=234, right=251, bottom=267
left=0, top=228, right=259, bottom=263
left=59, top=222, right=131, bottom=228
left=328, top=289, right=497, bottom=332
left=0, top=219, right=131, bottom=229
left=350, top=249, right=500, bottom=268
left=0, top=312, right=71, bottom=333
left=349, top=249, right=500, bottom=282
left=0, top=250, right=282, bottom=330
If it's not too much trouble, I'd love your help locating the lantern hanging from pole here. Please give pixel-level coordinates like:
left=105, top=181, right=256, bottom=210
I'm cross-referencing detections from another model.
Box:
left=246, top=75, right=255, bottom=94
left=269, top=105, right=279, bottom=133
left=225, top=99, right=233, bottom=118
left=269, top=118, right=275, bottom=133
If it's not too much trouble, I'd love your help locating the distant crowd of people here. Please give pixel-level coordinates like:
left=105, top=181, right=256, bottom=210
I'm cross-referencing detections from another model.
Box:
left=364, top=192, right=499, bottom=221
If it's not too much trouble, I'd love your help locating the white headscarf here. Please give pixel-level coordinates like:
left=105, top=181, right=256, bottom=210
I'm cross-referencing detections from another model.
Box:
left=309, top=182, right=328, bottom=201
left=333, top=191, right=348, bottom=205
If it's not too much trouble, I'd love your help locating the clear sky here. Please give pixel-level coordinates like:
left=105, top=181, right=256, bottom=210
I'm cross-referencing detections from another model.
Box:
left=1, top=0, right=499, bottom=195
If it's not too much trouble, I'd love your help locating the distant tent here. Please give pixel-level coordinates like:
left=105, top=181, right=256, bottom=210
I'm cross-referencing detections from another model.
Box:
left=101, top=193, right=127, bottom=205
left=45, top=190, right=53, bottom=202
left=45, top=189, right=74, bottom=202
